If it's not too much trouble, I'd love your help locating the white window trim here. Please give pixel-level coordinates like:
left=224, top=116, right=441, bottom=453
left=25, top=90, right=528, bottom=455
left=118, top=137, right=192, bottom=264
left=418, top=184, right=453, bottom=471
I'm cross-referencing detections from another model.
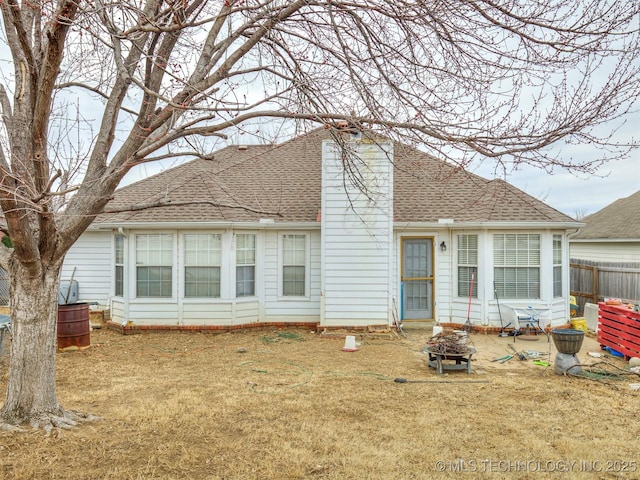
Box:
left=132, top=231, right=177, bottom=303
left=182, top=232, right=224, bottom=300
left=456, top=233, right=479, bottom=299
left=234, top=232, right=257, bottom=299
left=179, top=230, right=229, bottom=302
left=552, top=233, right=563, bottom=298
left=114, top=233, right=126, bottom=298
left=278, top=232, right=311, bottom=300
left=493, top=232, right=541, bottom=300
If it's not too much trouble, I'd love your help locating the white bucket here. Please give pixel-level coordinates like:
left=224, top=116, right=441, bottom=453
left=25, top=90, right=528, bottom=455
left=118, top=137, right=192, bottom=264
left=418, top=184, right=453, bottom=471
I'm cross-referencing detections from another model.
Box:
left=343, top=335, right=358, bottom=351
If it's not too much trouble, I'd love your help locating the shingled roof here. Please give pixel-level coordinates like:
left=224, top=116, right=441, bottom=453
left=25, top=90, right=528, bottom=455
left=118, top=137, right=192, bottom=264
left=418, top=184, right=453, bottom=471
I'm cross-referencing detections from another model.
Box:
left=97, top=128, right=574, bottom=225
left=571, top=190, right=640, bottom=240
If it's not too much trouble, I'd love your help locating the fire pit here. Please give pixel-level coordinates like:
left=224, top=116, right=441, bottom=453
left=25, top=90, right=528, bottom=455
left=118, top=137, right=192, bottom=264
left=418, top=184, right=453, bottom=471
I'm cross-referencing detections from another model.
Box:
left=424, top=345, right=476, bottom=374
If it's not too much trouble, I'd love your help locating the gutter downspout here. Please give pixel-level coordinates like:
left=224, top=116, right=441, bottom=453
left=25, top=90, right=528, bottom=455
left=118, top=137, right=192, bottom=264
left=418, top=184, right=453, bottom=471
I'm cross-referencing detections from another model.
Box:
left=565, top=227, right=581, bottom=321
left=448, top=226, right=453, bottom=326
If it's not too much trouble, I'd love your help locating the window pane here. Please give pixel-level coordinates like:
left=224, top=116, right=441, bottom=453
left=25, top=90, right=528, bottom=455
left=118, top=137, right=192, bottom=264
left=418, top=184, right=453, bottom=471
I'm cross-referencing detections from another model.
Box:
left=553, top=234, right=563, bottom=297
left=185, top=266, right=220, bottom=298
left=136, top=234, right=173, bottom=298
left=236, top=265, right=255, bottom=297
left=136, top=234, right=173, bottom=266
left=405, top=240, right=431, bottom=278
left=494, top=234, right=540, bottom=299
left=185, top=234, right=221, bottom=266
left=236, top=234, right=256, bottom=265
left=495, top=267, right=540, bottom=299
left=115, top=235, right=124, bottom=264
left=283, top=235, right=305, bottom=265
left=115, top=234, right=125, bottom=297
left=283, top=266, right=305, bottom=296
left=458, top=267, right=477, bottom=298
left=553, top=265, right=562, bottom=297
left=457, top=234, right=478, bottom=298
left=406, top=280, right=431, bottom=310
left=282, top=234, right=306, bottom=296
left=136, top=266, right=172, bottom=298
left=115, top=265, right=123, bottom=297
left=553, top=234, right=562, bottom=264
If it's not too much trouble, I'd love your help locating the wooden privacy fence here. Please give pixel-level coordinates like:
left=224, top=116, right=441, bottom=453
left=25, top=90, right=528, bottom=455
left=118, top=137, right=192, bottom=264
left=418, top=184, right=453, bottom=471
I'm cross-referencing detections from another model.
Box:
left=570, top=258, right=640, bottom=314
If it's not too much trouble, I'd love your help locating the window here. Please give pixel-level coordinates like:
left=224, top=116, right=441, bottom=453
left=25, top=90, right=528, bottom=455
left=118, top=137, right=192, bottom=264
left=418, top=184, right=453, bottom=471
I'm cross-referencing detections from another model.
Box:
left=236, top=234, right=255, bottom=297
left=184, top=234, right=221, bottom=298
left=553, top=234, right=562, bottom=298
left=115, top=234, right=124, bottom=297
left=494, top=234, right=540, bottom=299
left=282, top=234, right=306, bottom=296
left=457, top=234, right=478, bottom=298
left=136, top=234, right=173, bottom=298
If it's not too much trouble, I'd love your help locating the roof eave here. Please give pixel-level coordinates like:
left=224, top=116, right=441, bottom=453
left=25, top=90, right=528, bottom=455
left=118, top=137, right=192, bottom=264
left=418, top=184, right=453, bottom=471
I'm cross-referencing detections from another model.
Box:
left=394, top=221, right=584, bottom=230
left=89, top=221, right=322, bottom=230
left=569, top=237, right=640, bottom=243
left=89, top=220, right=584, bottom=231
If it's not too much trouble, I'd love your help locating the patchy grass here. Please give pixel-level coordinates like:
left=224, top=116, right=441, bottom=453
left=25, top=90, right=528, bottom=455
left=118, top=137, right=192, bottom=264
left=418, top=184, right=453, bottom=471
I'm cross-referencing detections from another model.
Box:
left=0, top=328, right=638, bottom=479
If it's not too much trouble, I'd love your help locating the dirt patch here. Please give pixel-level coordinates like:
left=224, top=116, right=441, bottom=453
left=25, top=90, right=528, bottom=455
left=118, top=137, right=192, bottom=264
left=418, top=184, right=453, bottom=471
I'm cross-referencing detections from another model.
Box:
left=0, top=327, right=638, bottom=479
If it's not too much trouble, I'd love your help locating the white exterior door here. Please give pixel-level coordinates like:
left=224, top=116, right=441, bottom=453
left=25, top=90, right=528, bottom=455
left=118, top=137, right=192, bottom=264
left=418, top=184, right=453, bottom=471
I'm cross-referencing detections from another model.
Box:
left=401, top=238, right=434, bottom=320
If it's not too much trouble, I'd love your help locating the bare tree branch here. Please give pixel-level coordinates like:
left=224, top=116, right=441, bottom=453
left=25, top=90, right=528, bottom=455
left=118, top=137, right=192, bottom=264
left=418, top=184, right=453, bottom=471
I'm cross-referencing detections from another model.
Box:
left=102, top=199, right=282, bottom=217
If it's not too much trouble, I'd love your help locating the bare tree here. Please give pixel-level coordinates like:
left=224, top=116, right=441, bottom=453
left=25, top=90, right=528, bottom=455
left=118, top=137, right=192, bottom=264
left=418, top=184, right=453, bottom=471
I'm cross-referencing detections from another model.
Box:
left=0, top=0, right=638, bottom=431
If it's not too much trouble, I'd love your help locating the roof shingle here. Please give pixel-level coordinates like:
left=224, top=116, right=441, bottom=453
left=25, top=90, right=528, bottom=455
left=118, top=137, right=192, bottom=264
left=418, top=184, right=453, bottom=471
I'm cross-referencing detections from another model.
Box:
left=97, top=128, right=574, bottom=225
left=571, top=190, right=640, bottom=239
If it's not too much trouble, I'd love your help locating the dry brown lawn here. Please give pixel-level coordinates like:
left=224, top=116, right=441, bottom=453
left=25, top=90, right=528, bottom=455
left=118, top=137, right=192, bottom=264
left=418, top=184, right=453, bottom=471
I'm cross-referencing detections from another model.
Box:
left=0, top=326, right=638, bottom=480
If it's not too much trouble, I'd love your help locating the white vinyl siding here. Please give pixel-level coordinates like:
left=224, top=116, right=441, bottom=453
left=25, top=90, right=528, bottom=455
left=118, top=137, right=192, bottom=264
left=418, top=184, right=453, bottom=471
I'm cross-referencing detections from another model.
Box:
left=236, top=234, right=255, bottom=297
left=457, top=234, right=478, bottom=298
left=494, top=234, right=540, bottom=299
left=570, top=242, right=640, bottom=263
left=263, top=230, right=320, bottom=321
left=184, top=234, right=221, bottom=298
left=553, top=234, right=562, bottom=298
left=61, top=230, right=112, bottom=305
left=321, top=139, right=394, bottom=326
left=136, top=234, right=173, bottom=298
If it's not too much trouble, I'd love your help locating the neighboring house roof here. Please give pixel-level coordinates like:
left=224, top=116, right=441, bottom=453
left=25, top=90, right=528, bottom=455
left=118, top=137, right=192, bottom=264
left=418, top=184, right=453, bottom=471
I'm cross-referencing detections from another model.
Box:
left=571, top=189, right=640, bottom=240
left=97, top=128, right=574, bottom=225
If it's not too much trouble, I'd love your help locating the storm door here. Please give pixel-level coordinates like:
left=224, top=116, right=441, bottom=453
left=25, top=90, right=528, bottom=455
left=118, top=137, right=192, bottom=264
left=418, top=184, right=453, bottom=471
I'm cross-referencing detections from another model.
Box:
left=401, top=238, right=434, bottom=320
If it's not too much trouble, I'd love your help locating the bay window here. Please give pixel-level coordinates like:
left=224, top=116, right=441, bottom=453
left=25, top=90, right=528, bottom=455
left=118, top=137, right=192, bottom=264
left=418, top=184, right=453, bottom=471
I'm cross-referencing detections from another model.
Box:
left=494, top=234, right=540, bottom=299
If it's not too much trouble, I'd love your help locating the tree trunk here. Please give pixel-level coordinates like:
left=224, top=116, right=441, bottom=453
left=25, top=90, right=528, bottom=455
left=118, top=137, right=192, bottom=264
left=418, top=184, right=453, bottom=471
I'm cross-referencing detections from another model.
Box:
left=0, top=261, right=65, bottom=430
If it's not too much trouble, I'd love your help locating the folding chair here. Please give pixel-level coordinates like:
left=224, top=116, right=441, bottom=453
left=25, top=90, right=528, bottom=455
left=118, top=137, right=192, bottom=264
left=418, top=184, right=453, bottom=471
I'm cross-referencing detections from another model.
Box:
left=507, top=306, right=549, bottom=342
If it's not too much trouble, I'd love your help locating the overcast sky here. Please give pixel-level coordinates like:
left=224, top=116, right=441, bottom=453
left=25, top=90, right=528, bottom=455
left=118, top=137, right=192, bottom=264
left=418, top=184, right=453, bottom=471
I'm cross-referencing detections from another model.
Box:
left=470, top=149, right=639, bottom=220
left=470, top=112, right=640, bottom=219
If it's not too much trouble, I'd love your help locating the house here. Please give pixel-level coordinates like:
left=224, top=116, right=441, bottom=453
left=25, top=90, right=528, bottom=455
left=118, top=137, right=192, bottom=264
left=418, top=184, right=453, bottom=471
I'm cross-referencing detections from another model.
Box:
left=569, top=189, right=640, bottom=263
left=61, top=127, right=582, bottom=331
left=568, top=190, right=640, bottom=320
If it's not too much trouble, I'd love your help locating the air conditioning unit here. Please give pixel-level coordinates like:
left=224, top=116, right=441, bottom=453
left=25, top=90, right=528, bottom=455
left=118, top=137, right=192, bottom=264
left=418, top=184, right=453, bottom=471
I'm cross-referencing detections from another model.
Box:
left=584, top=303, right=598, bottom=333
